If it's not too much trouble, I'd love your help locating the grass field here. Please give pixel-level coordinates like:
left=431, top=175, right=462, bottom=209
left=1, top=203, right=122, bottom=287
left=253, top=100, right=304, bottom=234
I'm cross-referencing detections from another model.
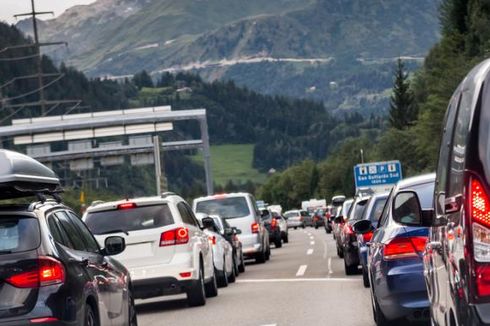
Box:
left=191, top=144, right=267, bottom=186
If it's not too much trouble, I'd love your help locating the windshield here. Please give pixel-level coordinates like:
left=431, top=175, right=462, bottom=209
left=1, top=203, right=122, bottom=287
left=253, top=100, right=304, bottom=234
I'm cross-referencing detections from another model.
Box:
left=195, top=197, right=251, bottom=219
left=84, top=204, right=174, bottom=235
left=0, top=217, right=40, bottom=254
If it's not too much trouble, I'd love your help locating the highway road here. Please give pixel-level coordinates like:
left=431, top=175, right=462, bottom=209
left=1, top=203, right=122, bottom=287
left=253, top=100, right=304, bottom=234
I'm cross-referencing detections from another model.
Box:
left=136, top=228, right=375, bottom=326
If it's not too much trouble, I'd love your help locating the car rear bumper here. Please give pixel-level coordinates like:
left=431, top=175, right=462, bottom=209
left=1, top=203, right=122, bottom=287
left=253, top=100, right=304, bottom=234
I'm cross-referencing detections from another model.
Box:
left=287, top=221, right=302, bottom=228
left=0, top=319, right=77, bottom=326
left=374, top=261, right=429, bottom=321
left=132, top=276, right=196, bottom=299
left=127, top=253, right=197, bottom=284
left=242, top=243, right=262, bottom=256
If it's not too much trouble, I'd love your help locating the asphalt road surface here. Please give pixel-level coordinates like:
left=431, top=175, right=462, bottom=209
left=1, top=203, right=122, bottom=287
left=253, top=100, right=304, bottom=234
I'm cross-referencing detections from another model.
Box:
left=136, top=227, right=375, bottom=326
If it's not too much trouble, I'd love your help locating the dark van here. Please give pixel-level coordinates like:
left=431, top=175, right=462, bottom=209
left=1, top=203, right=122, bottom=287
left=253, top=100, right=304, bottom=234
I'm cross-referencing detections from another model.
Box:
left=393, top=59, right=490, bottom=325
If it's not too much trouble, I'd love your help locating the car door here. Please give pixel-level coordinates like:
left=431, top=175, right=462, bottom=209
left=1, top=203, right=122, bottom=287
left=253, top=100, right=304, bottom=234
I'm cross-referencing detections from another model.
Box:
left=424, top=90, right=459, bottom=324
left=67, top=211, right=128, bottom=326
left=52, top=210, right=121, bottom=326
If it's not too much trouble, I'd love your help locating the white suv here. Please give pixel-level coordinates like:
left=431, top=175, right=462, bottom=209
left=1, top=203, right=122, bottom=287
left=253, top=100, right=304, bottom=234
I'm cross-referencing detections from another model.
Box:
left=193, top=193, right=270, bottom=263
left=83, top=193, right=218, bottom=307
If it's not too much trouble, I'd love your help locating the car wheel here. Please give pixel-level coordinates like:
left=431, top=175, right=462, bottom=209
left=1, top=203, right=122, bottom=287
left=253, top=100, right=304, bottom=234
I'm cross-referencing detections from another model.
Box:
left=344, top=257, right=358, bottom=275
left=315, top=225, right=319, bottom=229
left=232, top=255, right=239, bottom=277
left=187, top=264, right=207, bottom=306
left=255, top=250, right=266, bottom=264
left=217, top=261, right=229, bottom=288
left=128, top=288, right=138, bottom=326
left=294, top=226, right=297, bottom=230
left=302, top=224, right=305, bottom=229
left=371, top=291, right=393, bottom=326
left=85, top=303, right=98, bottom=326
left=362, top=266, right=370, bottom=288
left=337, top=244, right=344, bottom=258
left=238, top=252, right=246, bottom=273
left=274, top=237, right=282, bottom=248
left=326, top=227, right=332, bottom=234
left=284, top=234, right=289, bottom=243
left=228, top=260, right=236, bottom=283
left=266, top=245, right=271, bottom=260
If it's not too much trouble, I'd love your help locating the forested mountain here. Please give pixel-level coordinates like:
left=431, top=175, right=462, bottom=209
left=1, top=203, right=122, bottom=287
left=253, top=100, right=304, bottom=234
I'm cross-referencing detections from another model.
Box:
left=16, top=0, right=440, bottom=116
left=0, top=22, right=383, bottom=204
left=260, top=0, right=490, bottom=209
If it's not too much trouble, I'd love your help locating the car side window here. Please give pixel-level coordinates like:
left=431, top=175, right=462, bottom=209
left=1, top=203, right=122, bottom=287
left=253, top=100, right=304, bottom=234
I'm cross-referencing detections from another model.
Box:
left=184, top=203, right=200, bottom=227
left=378, top=190, right=393, bottom=228
left=47, top=213, right=73, bottom=248
left=55, top=211, right=88, bottom=252
left=66, top=211, right=100, bottom=253
left=178, top=202, right=197, bottom=227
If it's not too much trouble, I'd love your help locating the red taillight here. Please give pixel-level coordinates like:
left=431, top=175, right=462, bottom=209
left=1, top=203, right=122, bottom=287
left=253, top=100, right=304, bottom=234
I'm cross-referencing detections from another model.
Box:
left=471, top=178, right=490, bottom=228
left=208, top=235, right=217, bottom=245
left=251, top=223, right=259, bottom=233
left=6, top=257, right=65, bottom=288
left=117, top=202, right=137, bottom=210
left=179, top=272, right=192, bottom=278
left=160, top=227, right=189, bottom=247
left=383, top=236, right=427, bottom=260
left=344, top=224, right=354, bottom=235
left=30, top=317, right=59, bottom=323
left=271, top=218, right=277, bottom=229
left=362, top=231, right=373, bottom=242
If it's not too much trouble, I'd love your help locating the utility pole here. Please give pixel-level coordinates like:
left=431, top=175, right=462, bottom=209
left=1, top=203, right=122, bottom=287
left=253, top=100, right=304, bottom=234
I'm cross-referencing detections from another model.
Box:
left=14, top=0, right=66, bottom=115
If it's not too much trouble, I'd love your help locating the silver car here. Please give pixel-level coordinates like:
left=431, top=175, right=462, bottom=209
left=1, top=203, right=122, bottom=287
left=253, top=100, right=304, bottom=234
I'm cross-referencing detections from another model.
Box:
left=193, top=193, right=271, bottom=264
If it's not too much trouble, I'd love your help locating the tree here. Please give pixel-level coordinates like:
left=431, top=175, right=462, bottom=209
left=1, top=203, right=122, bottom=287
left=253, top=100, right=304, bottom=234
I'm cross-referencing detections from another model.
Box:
left=133, top=70, right=153, bottom=89
left=389, top=59, right=417, bottom=129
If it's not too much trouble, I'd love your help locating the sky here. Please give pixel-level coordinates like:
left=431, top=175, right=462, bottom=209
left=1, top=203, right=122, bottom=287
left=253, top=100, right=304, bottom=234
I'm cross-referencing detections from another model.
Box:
left=0, top=0, right=96, bottom=24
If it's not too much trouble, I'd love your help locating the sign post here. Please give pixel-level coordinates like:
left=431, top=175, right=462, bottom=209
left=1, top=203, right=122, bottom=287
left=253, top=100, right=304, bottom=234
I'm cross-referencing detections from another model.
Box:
left=354, top=160, right=402, bottom=193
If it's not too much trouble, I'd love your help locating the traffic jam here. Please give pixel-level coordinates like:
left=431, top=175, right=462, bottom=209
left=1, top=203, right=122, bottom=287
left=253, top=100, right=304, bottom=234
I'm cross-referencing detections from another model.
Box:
left=1, top=60, right=490, bottom=326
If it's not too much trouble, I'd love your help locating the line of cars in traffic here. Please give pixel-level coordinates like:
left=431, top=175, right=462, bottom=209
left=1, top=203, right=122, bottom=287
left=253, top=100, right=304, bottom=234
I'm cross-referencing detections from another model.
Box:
left=0, top=152, right=295, bottom=325
left=321, top=57, right=490, bottom=326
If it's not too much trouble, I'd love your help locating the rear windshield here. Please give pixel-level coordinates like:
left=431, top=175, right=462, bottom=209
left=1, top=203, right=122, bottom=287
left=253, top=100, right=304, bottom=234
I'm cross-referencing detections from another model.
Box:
left=85, top=204, right=174, bottom=235
left=0, top=217, right=40, bottom=254
left=348, top=200, right=368, bottom=221
left=195, top=197, right=250, bottom=219
left=284, top=212, right=298, bottom=218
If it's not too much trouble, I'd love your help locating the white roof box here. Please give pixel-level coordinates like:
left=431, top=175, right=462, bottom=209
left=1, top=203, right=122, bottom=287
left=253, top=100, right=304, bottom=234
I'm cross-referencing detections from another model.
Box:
left=0, top=149, right=60, bottom=199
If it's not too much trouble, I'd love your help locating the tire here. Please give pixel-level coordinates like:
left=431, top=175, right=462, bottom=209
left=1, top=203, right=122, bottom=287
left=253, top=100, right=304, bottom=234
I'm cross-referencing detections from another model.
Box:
left=315, top=225, right=319, bottom=229
left=85, top=304, right=98, bottom=326
left=238, top=252, right=246, bottom=273
left=265, top=245, right=271, bottom=260
left=228, top=260, right=236, bottom=283
left=371, top=292, right=393, bottom=326
left=284, top=234, right=289, bottom=243
left=187, top=264, right=207, bottom=306
left=302, top=224, right=305, bottom=229
left=128, top=288, right=138, bottom=326
left=217, top=262, right=229, bottom=288
left=326, top=226, right=332, bottom=234
left=274, top=237, right=282, bottom=248
left=337, top=244, right=344, bottom=258
left=255, top=250, right=266, bottom=264
left=362, top=266, right=370, bottom=288
left=294, top=227, right=297, bottom=230
left=232, top=254, right=239, bottom=277
left=344, top=259, right=358, bottom=275
left=204, top=267, right=218, bottom=298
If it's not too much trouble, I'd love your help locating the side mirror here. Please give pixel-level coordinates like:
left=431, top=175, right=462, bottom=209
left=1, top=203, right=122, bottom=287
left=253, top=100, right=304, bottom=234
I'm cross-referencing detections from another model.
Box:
left=202, top=217, right=215, bottom=229
left=352, top=219, right=373, bottom=234
left=261, top=209, right=269, bottom=218
left=334, top=215, right=344, bottom=224
left=393, top=191, right=432, bottom=227
left=234, top=227, right=242, bottom=235
left=194, top=212, right=208, bottom=228
left=104, top=236, right=126, bottom=256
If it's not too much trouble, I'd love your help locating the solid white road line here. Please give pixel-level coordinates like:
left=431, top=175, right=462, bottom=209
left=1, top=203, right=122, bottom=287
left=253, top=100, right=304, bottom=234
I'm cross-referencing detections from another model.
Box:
left=296, top=265, right=308, bottom=276
left=237, top=278, right=359, bottom=283
left=310, top=241, right=315, bottom=245
left=307, top=248, right=314, bottom=255
left=260, top=324, right=277, bottom=326
left=328, top=257, right=333, bottom=275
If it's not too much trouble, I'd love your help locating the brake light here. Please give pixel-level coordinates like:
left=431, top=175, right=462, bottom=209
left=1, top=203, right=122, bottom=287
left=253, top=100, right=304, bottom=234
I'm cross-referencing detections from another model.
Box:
left=363, top=231, right=373, bottom=242
left=6, top=257, right=65, bottom=288
left=117, top=202, right=137, bottom=210
left=160, top=227, right=189, bottom=246
left=179, top=272, right=192, bottom=278
left=383, top=236, right=427, bottom=260
left=208, top=235, right=217, bottom=245
left=271, top=218, right=277, bottom=229
left=251, top=223, right=259, bottom=233
left=344, top=224, right=354, bottom=235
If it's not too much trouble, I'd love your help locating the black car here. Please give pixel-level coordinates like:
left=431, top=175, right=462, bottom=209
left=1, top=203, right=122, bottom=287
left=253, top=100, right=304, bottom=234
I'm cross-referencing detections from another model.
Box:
left=340, top=196, right=370, bottom=275
left=421, top=59, right=490, bottom=326
left=213, top=216, right=246, bottom=274
left=261, top=210, right=282, bottom=248
left=0, top=149, right=137, bottom=326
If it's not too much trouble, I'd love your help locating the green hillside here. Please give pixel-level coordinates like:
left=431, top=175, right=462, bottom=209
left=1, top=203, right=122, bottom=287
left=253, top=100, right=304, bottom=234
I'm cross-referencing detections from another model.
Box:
left=190, top=144, right=267, bottom=186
